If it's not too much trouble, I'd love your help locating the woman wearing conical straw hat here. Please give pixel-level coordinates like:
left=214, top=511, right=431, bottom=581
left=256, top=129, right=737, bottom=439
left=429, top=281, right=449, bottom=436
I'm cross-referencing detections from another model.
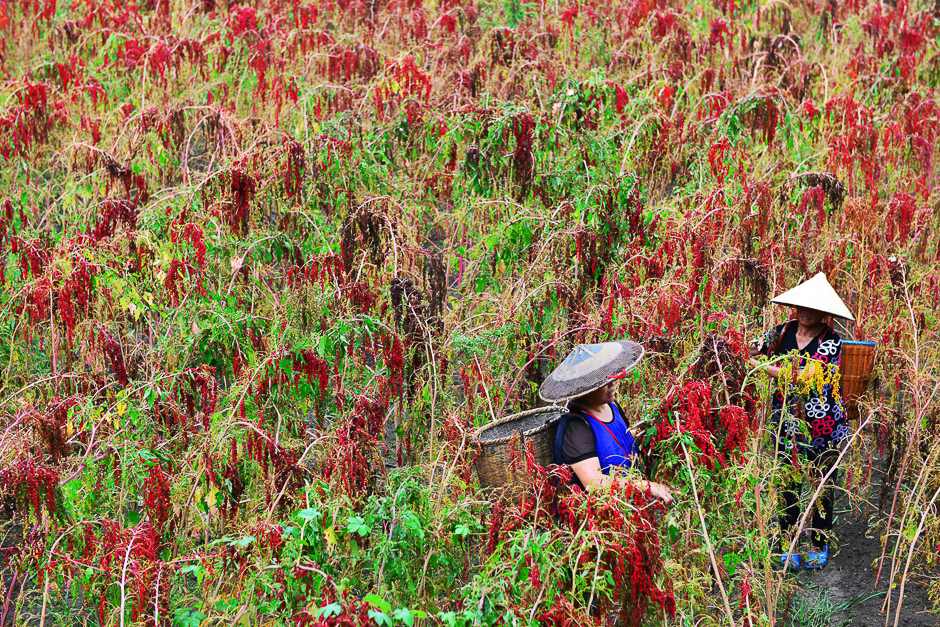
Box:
left=748, top=272, right=854, bottom=571
left=540, top=341, right=674, bottom=503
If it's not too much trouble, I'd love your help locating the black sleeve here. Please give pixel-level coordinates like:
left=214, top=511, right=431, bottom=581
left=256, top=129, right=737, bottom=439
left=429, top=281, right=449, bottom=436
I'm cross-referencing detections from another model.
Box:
left=757, top=322, right=789, bottom=356
left=561, top=415, right=597, bottom=464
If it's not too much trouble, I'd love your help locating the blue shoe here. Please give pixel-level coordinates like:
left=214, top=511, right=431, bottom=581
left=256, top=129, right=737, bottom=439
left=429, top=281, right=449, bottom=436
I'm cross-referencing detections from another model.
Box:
left=805, top=546, right=828, bottom=569
left=779, top=552, right=800, bottom=571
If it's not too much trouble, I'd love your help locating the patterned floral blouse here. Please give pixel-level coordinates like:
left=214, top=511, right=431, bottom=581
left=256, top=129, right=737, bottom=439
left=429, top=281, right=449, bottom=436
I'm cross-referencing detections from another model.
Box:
left=757, top=321, right=847, bottom=452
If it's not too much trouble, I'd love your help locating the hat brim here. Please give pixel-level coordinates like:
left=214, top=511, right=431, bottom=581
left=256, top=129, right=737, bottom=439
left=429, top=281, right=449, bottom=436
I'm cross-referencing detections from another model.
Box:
left=770, top=272, right=855, bottom=321
left=539, top=340, right=645, bottom=403
left=770, top=297, right=855, bottom=320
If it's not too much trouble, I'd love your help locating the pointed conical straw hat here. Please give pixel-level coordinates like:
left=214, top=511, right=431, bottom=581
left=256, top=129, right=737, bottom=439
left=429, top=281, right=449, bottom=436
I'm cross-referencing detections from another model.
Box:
left=539, top=340, right=645, bottom=403
left=771, top=272, right=855, bottom=321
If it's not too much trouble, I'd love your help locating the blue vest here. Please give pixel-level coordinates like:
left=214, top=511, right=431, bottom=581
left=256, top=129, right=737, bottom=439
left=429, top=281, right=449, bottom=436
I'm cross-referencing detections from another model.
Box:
left=554, top=402, right=636, bottom=490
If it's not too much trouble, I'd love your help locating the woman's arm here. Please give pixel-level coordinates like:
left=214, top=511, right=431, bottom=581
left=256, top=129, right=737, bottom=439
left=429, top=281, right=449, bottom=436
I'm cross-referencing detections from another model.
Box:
left=570, top=457, right=674, bottom=503
left=748, top=330, right=781, bottom=378
left=748, top=357, right=781, bottom=379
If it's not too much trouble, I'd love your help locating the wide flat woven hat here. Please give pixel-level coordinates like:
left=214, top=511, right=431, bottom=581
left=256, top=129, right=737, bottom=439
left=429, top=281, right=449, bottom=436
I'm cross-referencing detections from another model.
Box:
left=539, top=340, right=645, bottom=403
left=771, top=272, right=855, bottom=321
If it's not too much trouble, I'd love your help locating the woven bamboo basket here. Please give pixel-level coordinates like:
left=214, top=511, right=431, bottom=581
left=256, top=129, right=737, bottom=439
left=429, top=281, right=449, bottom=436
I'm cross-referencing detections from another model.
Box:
left=841, top=340, right=876, bottom=422
left=473, top=406, right=563, bottom=500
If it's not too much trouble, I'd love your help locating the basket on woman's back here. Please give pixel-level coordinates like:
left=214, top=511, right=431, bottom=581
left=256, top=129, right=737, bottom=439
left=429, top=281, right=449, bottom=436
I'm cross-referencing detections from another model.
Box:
left=840, top=340, right=876, bottom=423
left=473, top=406, right=562, bottom=502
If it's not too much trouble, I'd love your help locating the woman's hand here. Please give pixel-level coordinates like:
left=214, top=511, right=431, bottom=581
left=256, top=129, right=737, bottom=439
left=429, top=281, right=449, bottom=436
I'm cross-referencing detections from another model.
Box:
left=643, top=481, right=674, bottom=504
left=571, top=458, right=675, bottom=503
left=748, top=357, right=780, bottom=379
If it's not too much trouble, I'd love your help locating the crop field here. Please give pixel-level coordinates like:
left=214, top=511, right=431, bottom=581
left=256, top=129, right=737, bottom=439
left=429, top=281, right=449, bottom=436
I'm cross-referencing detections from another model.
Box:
left=0, top=0, right=939, bottom=625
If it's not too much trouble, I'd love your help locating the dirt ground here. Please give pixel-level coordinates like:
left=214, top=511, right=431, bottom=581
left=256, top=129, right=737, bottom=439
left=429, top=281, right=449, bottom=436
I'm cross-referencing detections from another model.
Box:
left=781, top=494, right=938, bottom=626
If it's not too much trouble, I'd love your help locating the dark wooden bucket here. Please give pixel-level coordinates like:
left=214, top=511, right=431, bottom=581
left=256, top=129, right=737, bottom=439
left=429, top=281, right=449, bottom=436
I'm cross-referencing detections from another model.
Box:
left=473, top=407, right=563, bottom=501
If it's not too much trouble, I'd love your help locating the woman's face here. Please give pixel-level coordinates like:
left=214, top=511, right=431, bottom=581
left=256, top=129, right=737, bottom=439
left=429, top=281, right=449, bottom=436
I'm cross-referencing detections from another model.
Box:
left=579, top=381, right=616, bottom=406
left=795, top=306, right=826, bottom=328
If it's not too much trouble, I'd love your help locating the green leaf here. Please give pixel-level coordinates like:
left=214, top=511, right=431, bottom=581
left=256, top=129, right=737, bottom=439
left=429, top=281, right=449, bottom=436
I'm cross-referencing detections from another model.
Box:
left=297, top=508, right=321, bottom=521
left=173, top=608, right=206, bottom=627
left=364, top=595, right=392, bottom=614
left=136, top=449, right=158, bottom=465
left=722, top=551, right=743, bottom=576
left=346, top=516, right=371, bottom=537
left=125, top=510, right=142, bottom=526
left=368, top=609, right=392, bottom=627
left=317, top=603, right=343, bottom=619
left=437, top=611, right=457, bottom=627
left=393, top=608, right=414, bottom=627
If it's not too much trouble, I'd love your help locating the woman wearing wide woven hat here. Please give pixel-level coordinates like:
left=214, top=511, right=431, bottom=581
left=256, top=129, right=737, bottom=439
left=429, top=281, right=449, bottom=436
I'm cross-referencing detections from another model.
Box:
left=748, top=272, right=854, bottom=571
left=540, top=340, right=674, bottom=503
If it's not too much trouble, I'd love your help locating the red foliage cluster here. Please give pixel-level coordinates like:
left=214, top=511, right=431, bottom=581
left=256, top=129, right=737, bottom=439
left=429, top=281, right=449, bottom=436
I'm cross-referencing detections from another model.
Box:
left=382, top=334, right=405, bottom=396
left=250, top=520, right=285, bottom=556
left=318, top=391, right=388, bottom=502
left=292, top=349, right=330, bottom=396
left=34, top=396, right=81, bottom=462
left=164, top=258, right=186, bottom=306
left=739, top=574, right=758, bottom=627
left=559, top=484, right=675, bottom=627
left=797, top=185, right=827, bottom=233
left=374, top=55, right=432, bottom=119
left=650, top=382, right=727, bottom=470
left=95, top=326, right=129, bottom=386
left=511, top=112, right=536, bottom=196
left=0, top=457, right=60, bottom=522
left=93, top=198, right=138, bottom=241
left=243, top=407, right=304, bottom=508
left=507, top=444, right=673, bottom=625
left=180, top=364, right=218, bottom=430
left=59, top=255, right=96, bottom=347
left=287, top=253, right=345, bottom=289
left=887, top=192, right=916, bottom=243
left=170, top=217, right=207, bottom=270
left=224, top=168, right=257, bottom=234
left=227, top=6, right=258, bottom=40
left=345, top=281, right=376, bottom=313
left=0, top=80, right=68, bottom=160
left=649, top=329, right=757, bottom=468
left=282, top=137, right=306, bottom=199
left=536, top=596, right=599, bottom=627
left=323, top=44, right=381, bottom=82
left=102, top=158, right=149, bottom=204
left=203, top=438, right=246, bottom=521
left=484, top=442, right=674, bottom=627
left=12, top=236, right=50, bottom=280
left=143, top=463, right=173, bottom=535
left=79, top=521, right=172, bottom=625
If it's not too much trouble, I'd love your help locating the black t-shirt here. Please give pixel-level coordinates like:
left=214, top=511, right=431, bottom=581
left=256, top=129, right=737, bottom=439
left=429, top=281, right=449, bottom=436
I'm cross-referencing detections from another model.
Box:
left=560, top=402, right=628, bottom=464
left=773, top=321, right=813, bottom=355
left=561, top=415, right=597, bottom=463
